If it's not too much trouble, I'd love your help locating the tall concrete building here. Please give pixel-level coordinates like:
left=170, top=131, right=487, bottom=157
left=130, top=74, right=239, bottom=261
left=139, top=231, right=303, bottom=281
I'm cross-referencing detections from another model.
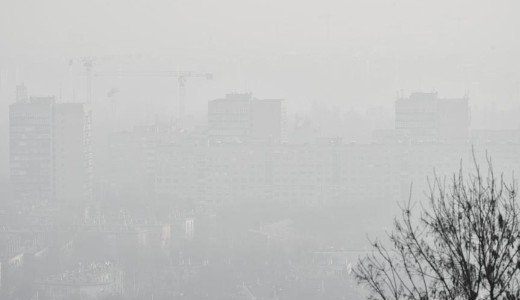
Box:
left=208, top=93, right=252, bottom=142
left=250, top=99, right=285, bottom=142
left=53, top=103, right=92, bottom=203
left=208, top=93, right=285, bottom=143
left=395, top=92, right=469, bottom=142
left=9, top=85, right=92, bottom=204
left=9, top=87, right=55, bottom=203
left=437, top=97, right=470, bottom=141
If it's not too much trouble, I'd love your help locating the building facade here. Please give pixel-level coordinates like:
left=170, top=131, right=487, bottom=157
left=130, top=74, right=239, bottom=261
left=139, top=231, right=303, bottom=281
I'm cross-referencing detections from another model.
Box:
left=53, top=103, right=92, bottom=203
left=9, top=85, right=92, bottom=204
left=395, top=92, right=469, bottom=142
left=208, top=93, right=285, bottom=143
left=9, top=93, right=55, bottom=203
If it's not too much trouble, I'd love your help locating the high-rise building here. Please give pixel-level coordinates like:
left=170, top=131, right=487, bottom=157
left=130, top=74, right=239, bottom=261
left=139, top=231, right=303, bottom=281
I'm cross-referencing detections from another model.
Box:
left=9, top=92, right=55, bottom=203
left=53, top=103, right=92, bottom=203
left=395, top=92, right=469, bottom=142
left=437, top=97, right=470, bottom=141
left=208, top=93, right=252, bottom=142
left=9, top=85, right=92, bottom=204
left=250, top=99, right=285, bottom=142
left=208, top=93, right=285, bottom=143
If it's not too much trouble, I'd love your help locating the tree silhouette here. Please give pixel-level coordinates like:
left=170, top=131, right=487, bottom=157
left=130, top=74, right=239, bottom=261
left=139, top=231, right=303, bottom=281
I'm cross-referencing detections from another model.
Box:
left=355, top=155, right=520, bottom=300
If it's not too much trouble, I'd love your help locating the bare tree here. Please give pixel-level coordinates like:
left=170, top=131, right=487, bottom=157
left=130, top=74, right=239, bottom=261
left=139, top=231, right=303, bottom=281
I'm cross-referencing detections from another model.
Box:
left=355, top=156, right=520, bottom=300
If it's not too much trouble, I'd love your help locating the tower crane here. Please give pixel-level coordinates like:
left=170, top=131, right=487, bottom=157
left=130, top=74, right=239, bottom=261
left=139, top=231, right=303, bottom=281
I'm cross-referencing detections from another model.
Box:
left=81, top=57, right=95, bottom=104
left=93, top=70, right=213, bottom=123
left=64, top=55, right=213, bottom=124
left=64, top=55, right=120, bottom=104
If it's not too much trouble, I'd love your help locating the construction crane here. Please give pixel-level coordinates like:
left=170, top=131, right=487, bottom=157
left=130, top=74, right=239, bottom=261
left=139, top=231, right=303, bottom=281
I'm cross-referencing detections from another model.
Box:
left=64, top=55, right=117, bottom=104
left=81, top=57, right=95, bottom=104
left=93, top=70, right=213, bottom=124
left=65, top=55, right=213, bottom=123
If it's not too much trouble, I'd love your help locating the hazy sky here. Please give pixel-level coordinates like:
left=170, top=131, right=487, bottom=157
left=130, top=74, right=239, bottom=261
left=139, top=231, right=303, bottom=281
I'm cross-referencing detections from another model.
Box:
left=1, top=0, right=519, bottom=126
left=1, top=0, right=520, bottom=180
left=1, top=0, right=519, bottom=109
left=1, top=0, right=518, bottom=56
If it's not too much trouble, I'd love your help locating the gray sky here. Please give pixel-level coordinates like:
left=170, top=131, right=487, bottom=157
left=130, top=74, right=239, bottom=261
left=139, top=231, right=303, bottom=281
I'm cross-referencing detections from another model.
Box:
left=2, top=0, right=520, bottom=181
left=1, top=0, right=518, bottom=56
left=1, top=0, right=519, bottom=110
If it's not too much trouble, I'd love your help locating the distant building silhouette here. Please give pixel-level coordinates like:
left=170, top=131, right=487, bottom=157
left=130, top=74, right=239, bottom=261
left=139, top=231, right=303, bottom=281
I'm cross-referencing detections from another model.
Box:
left=208, top=93, right=285, bottom=143
left=250, top=98, right=286, bottom=142
left=9, top=85, right=92, bottom=204
left=10, top=94, right=55, bottom=203
left=208, top=93, right=252, bottom=143
left=395, top=92, right=469, bottom=142
left=53, top=103, right=92, bottom=203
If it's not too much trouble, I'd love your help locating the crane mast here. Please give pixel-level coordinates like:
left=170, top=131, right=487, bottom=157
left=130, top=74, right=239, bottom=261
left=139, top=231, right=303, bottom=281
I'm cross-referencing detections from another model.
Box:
left=81, top=57, right=95, bottom=104
left=94, top=70, right=213, bottom=125
left=67, top=56, right=213, bottom=126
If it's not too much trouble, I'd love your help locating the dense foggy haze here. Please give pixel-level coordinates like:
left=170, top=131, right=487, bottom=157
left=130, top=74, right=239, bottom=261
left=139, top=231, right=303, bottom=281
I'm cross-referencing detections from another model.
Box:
left=2, top=0, right=520, bottom=179
left=1, top=0, right=520, bottom=299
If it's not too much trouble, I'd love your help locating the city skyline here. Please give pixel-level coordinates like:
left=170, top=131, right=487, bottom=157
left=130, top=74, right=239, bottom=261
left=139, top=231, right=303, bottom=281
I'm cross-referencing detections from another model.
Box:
left=1, top=0, right=520, bottom=299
